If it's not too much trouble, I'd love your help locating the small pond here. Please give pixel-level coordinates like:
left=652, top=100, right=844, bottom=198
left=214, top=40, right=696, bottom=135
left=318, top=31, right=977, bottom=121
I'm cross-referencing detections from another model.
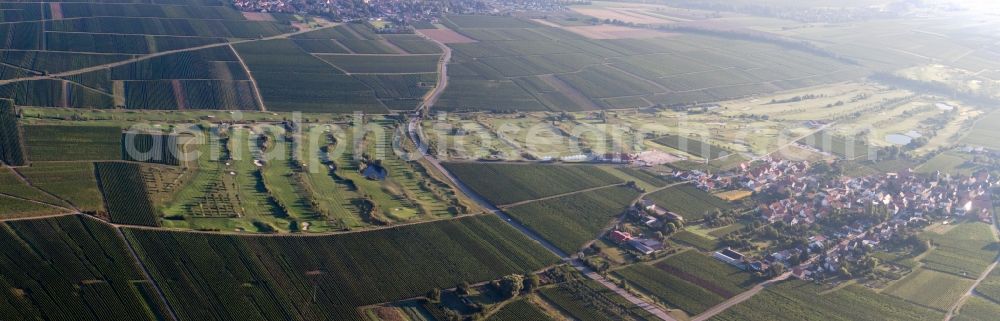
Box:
left=885, top=134, right=913, bottom=145
left=362, top=163, right=388, bottom=180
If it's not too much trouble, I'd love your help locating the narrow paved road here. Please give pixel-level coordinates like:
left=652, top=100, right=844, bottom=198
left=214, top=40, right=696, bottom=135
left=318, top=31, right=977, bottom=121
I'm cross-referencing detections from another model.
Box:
left=572, top=260, right=679, bottom=321
left=401, top=39, right=677, bottom=317
left=693, top=219, right=893, bottom=321
left=229, top=43, right=266, bottom=111
left=0, top=23, right=341, bottom=86
left=413, top=29, right=451, bottom=115
left=691, top=273, right=790, bottom=321
left=424, top=146, right=677, bottom=321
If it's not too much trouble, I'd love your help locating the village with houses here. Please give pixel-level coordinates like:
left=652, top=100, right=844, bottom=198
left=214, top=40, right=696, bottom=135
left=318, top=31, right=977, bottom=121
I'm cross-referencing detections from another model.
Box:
left=599, top=155, right=997, bottom=288
left=233, top=0, right=574, bottom=27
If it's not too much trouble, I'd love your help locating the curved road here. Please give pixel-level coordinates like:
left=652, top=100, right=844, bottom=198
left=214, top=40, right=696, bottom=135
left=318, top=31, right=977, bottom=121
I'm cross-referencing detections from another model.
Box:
left=404, top=30, right=675, bottom=319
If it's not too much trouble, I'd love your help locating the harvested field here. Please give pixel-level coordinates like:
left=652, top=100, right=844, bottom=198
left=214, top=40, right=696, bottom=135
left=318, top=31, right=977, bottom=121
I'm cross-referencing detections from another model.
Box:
left=241, top=12, right=275, bottom=22
left=417, top=28, right=476, bottom=44
left=49, top=3, right=63, bottom=20
left=571, top=7, right=674, bottom=25
left=559, top=25, right=677, bottom=40
left=538, top=74, right=600, bottom=110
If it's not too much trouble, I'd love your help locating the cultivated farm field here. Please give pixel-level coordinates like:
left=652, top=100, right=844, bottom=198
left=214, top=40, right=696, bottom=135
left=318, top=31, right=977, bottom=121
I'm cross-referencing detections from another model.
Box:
left=645, top=184, right=732, bottom=221
left=614, top=263, right=724, bottom=315
left=961, top=109, right=1000, bottom=151
left=435, top=14, right=862, bottom=112
left=126, top=215, right=558, bottom=321
left=15, top=162, right=105, bottom=214
left=974, top=268, right=1000, bottom=304
left=505, top=185, right=640, bottom=254
left=94, top=162, right=159, bottom=226
left=443, top=162, right=624, bottom=205
left=655, top=250, right=757, bottom=296
left=0, top=215, right=169, bottom=320
left=711, top=280, right=944, bottom=321
left=0, top=99, right=25, bottom=165
left=954, top=296, right=1000, bottom=321
left=485, top=298, right=553, bottom=321
left=918, top=222, right=998, bottom=278
left=884, top=268, right=974, bottom=311
left=22, top=124, right=121, bottom=161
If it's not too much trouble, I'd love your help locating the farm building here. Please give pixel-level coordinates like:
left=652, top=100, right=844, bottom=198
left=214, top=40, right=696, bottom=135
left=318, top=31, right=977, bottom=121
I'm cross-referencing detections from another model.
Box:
left=628, top=238, right=662, bottom=255
left=713, top=248, right=746, bottom=268
left=609, top=230, right=633, bottom=244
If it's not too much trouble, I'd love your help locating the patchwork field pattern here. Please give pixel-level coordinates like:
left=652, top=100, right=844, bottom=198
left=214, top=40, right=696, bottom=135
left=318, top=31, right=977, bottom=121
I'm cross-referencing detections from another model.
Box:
left=0, top=99, right=25, bottom=165
left=95, top=162, right=158, bottom=226
left=0, top=2, right=440, bottom=113
left=712, top=280, right=943, bottom=321
left=22, top=124, right=121, bottom=161
left=442, top=162, right=625, bottom=205
left=505, top=185, right=641, bottom=254
left=126, top=215, right=558, bottom=321
left=16, top=162, right=105, bottom=214
left=0, top=215, right=171, bottom=320
left=0, top=1, right=299, bottom=109
left=918, top=222, right=998, bottom=278
left=884, top=268, right=973, bottom=311
left=435, top=15, right=862, bottom=112
left=645, top=183, right=732, bottom=221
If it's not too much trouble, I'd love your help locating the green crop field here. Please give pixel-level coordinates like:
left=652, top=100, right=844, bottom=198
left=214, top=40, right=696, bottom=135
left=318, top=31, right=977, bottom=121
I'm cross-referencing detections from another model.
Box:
left=0, top=215, right=170, bottom=320
left=235, top=39, right=387, bottom=113
left=0, top=99, right=25, bottom=165
left=954, top=296, right=1000, bottom=321
left=0, top=0, right=306, bottom=109
left=655, top=250, right=757, bottom=296
left=505, top=185, right=640, bottom=254
left=614, top=263, right=724, bottom=315
left=884, top=269, right=973, bottom=311
left=671, top=230, right=721, bottom=251
left=126, top=215, right=558, bottom=321
left=318, top=55, right=439, bottom=74
left=614, top=167, right=673, bottom=188
left=711, top=280, right=944, bottom=321
left=919, top=222, right=998, bottom=278
left=653, top=133, right=730, bottom=159
left=0, top=167, right=61, bottom=205
left=961, top=109, right=1000, bottom=151
left=121, top=133, right=180, bottom=166
left=22, top=124, right=121, bottom=161
left=384, top=34, right=443, bottom=54
left=884, top=268, right=973, bottom=311
left=443, top=162, right=624, bottom=205
left=0, top=195, right=63, bottom=218
left=486, top=298, right=553, bottom=321
left=15, top=162, right=104, bottom=214
left=2, top=2, right=999, bottom=320
left=975, top=268, right=1000, bottom=303
left=434, top=15, right=859, bottom=112
left=645, top=184, right=731, bottom=221
left=799, top=130, right=872, bottom=159
left=539, top=277, right=658, bottom=321
left=94, top=162, right=159, bottom=227
left=916, top=151, right=977, bottom=175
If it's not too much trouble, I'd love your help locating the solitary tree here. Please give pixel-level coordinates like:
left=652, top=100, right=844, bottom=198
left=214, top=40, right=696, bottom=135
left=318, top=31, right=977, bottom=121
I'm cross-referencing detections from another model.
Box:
left=523, top=274, right=541, bottom=293
left=499, top=274, right=524, bottom=299
left=428, top=288, right=441, bottom=303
